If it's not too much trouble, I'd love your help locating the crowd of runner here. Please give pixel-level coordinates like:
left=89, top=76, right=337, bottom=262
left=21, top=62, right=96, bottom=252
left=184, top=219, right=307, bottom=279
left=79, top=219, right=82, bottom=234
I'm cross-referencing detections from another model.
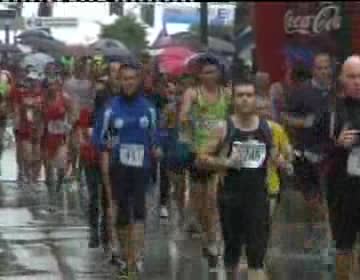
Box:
left=0, top=51, right=359, bottom=280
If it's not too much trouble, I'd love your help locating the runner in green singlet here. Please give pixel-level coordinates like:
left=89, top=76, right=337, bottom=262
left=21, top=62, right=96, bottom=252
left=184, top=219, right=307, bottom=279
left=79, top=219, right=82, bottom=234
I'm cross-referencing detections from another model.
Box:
left=179, top=54, right=230, bottom=264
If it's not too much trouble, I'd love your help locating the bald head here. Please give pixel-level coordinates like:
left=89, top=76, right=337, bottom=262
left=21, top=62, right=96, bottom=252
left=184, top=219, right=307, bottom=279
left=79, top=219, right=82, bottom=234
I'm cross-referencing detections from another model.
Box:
left=342, top=55, right=360, bottom=73
left=341, top=55, right=360, bottom=99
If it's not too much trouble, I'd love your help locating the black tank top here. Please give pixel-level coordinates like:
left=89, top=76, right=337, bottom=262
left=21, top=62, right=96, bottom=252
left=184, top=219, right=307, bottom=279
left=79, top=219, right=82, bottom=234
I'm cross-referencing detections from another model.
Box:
left=222, top=119, right=271, bottom=197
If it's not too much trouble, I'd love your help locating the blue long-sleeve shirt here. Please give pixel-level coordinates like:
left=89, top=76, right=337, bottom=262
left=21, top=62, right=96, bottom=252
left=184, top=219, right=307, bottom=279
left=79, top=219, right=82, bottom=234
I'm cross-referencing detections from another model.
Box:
left=93, top=94, right=158, bottom=169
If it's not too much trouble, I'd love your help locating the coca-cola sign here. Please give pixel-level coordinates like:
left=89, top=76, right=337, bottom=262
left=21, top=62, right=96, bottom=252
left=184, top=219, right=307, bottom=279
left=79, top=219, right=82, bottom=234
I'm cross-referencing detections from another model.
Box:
left=284, top=2, right=342, bottom=35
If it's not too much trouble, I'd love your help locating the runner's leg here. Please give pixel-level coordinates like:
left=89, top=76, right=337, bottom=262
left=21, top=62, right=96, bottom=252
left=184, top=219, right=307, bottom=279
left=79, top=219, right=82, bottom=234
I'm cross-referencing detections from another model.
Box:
left=84, top=163, right=100, bottom=248
left=21, top=140, right=32, bottom=185
left=54, top=144, right=68, bottom=194
left=0, top=121, right=6, bottom=174
left=15, top=130, right=24, bottom=182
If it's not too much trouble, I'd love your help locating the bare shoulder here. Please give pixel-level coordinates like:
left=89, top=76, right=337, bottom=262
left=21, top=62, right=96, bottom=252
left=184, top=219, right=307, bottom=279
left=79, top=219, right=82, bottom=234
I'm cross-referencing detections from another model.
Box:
left=183, top=86, right=198, bottom=99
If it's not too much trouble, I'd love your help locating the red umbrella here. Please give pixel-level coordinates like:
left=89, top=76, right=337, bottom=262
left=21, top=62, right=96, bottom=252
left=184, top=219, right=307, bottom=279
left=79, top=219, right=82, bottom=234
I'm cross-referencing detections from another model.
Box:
left=158, top=47, right=197, bottom=77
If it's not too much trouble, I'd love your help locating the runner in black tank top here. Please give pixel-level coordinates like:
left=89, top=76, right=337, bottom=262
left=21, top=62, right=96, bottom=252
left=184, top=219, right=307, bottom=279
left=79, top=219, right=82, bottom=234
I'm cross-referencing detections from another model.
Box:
left=195, top=79, right=287, bottom=280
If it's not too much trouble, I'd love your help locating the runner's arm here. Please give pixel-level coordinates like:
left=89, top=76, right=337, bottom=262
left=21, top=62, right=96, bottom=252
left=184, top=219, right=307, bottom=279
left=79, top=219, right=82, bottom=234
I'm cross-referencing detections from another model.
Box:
left=100, top=150, right=112, bottom=208
left=179, top=87, right=196, bottom=124
left=195, top=121, right=232, bottom=171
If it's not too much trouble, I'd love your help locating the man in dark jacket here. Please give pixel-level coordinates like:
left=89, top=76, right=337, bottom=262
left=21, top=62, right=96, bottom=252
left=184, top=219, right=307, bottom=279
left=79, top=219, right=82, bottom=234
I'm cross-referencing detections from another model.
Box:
left=317, top=55, right=360, bottom=280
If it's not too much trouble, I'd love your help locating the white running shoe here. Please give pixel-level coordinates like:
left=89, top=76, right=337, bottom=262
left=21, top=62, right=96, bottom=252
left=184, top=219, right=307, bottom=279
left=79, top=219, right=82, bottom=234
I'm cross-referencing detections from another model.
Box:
left=207, top=241, right=219, bottom=257
left=160, top=206, right=169, bottom=218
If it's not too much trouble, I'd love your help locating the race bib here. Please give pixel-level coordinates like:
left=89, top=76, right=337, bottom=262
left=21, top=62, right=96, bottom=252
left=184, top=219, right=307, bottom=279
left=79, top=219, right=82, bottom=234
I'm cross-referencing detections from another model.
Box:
left=26, top=109, right=34, bottom=122
left=119, top=144, right=145, bottom=167
left=347, top=147, right=360, bottom=176
left=48, top=120, right=67, bottom=135
left=232, top=141, right=267, bottom=169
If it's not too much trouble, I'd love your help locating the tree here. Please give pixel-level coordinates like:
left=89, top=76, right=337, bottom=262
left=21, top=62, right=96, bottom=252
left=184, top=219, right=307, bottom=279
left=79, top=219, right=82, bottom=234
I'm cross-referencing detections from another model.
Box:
left=100, top=15, right=148, bottom=54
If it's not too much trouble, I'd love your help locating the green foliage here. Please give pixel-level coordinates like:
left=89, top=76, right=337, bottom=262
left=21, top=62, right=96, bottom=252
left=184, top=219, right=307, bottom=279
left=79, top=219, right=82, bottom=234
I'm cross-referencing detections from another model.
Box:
left=101, top=15, right=148, bottom=53
left=189, top=24, right=233, bottom=41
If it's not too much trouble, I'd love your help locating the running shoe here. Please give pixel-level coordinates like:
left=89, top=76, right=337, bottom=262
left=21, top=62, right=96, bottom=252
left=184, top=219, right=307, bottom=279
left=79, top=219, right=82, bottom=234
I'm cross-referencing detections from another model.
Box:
left=110, top=254, right=125, bottom=267
left=203, top=241, right=220, bottom=267
left=115, top=265, right=140, bottom=280
left=160, top=206, right=169, bottom=218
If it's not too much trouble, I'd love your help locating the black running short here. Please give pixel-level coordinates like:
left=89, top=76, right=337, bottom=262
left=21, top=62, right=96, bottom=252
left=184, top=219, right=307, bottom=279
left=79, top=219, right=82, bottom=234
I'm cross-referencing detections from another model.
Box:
left=218, top=189, right=270, bottom=269
left=110, top=164, right=150, bottom=226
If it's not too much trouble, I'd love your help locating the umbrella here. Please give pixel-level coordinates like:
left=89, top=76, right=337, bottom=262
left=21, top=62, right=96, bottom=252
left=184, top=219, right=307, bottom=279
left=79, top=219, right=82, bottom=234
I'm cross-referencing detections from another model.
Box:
left=93, top=46, right=131, bottom=58
left=20, top=52, right=55, bottom=74
left=151, top=34, right=174, bottom=50
left=91, top=38, right=128, bottom=50
left=207, top=36, right=235, bottom=54
left=158, top=46, right=197, bottom=77
left=184, top=52, right=229, bottom=76
left=90, top=38, right=131, bottom=58
left=18, top=36, right=66, bottom=59
left=152, top=32, right=235, bottom=55
left=64, top=45, right=94, bottom=57
left=17, top=29, right=52, bottom=40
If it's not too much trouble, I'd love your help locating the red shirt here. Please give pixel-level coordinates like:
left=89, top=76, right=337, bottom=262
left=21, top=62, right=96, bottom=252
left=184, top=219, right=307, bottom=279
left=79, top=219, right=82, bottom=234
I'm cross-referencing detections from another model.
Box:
left=17, top=90, right=43, bottom=138
left=44, top=92, right=68, bottom=136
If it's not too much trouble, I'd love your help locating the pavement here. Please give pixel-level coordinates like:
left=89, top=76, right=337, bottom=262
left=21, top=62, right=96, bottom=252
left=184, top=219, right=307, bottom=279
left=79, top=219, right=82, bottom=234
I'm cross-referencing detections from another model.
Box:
left=0, top=145, right=359, bottom=280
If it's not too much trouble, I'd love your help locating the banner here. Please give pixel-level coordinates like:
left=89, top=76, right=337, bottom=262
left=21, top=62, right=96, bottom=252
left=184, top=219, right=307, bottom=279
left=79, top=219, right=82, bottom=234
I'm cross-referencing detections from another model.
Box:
left=283, top=2, right=343, bottom=71
left=163, top=5, right=234, bottom=26
left=254, top=2, right=346, bottom=82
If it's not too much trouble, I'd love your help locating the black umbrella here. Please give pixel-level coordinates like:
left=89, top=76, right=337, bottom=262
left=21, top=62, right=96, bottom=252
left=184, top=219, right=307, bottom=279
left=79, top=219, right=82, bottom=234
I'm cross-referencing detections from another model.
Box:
left=16, top=29, right=52, bottom=40
left=91, top=38, right=128, bottom=50
left=90, top=38, right=131, bottom=58
left=18, top=36, right=66, bottom=59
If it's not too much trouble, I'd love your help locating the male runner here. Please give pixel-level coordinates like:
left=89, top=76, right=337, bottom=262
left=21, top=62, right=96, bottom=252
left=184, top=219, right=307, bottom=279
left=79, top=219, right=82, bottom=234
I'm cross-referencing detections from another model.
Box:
left=319, top=55, right=360, bottom=280
left=179, top=54, right=230, bottom=260
left=197, top=78, right=287, bottom=280
left=98, top=61, right=161, bottom=277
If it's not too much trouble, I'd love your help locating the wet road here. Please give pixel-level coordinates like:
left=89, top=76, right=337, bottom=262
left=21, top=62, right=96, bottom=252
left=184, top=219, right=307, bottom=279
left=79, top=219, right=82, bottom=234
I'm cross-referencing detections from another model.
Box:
left=0, top=147, right=359, bottom=280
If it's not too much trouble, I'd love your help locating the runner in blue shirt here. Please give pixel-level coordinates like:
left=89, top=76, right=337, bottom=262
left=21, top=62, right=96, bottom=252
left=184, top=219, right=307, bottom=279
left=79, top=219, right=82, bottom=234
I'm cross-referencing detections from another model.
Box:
left=95, top=61, right=161, bottom=277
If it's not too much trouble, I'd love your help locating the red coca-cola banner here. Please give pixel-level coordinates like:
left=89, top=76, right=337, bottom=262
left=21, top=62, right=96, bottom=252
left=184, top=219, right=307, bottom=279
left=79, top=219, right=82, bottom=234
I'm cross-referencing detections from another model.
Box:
left=255, top=2, right=344, bottom=82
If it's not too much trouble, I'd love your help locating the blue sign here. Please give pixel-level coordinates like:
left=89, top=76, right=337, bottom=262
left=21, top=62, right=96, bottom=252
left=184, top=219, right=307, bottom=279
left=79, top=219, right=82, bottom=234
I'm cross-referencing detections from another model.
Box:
left=163, top=8, right=200, bottom=25
left=163, top=6, right=233, bottom=26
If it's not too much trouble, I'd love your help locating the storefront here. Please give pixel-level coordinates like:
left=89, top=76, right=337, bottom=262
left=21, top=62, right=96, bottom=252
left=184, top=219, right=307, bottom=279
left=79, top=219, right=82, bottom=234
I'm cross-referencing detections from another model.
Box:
left=254, top=2, right=356, bottom=82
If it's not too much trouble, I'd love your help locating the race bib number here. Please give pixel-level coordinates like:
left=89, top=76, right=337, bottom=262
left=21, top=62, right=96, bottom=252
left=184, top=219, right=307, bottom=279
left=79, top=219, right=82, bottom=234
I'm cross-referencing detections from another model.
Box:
left=48, top=120, right=67, bottom=135
left=232, top=141, right=267, bottom=169
left=347, top=147, right=360, bottom=176
left=119, top=144, right=145, bottom=167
